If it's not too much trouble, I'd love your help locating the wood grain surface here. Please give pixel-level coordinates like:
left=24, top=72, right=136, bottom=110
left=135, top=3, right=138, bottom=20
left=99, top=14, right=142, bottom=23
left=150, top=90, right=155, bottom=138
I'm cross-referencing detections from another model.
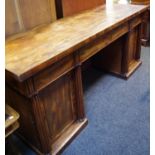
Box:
left=6, top=4, right=148, bottom=81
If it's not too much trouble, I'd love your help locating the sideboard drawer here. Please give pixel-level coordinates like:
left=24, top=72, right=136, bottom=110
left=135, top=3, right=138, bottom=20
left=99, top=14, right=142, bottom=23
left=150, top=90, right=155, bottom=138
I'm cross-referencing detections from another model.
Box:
left=111, top=23, right=128, bottom=41
left=34, top=55, right=75, bottom=91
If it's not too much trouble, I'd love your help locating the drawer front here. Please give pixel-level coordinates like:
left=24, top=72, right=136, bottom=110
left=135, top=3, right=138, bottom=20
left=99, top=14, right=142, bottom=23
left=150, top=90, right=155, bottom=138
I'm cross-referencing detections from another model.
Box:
left=111, top=23, right=128, bottom=41
left=34, top=54, right=75, bottom=91
left=79, top=23, right=128, bottom=63
left=79, top=34, right=111, bottom=63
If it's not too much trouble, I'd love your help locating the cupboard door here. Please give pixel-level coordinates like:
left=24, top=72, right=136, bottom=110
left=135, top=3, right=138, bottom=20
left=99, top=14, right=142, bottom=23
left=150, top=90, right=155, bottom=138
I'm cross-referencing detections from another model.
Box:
left=39, top=72, right=77, bottom=142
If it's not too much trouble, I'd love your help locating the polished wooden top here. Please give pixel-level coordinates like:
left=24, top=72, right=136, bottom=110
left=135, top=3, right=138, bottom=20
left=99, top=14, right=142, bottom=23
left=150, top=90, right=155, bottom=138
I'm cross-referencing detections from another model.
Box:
left=6, top=4, right=148, bottom=82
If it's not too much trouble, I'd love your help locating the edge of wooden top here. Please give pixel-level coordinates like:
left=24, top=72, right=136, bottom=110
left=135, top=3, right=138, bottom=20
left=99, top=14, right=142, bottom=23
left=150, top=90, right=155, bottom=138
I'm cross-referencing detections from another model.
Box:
left=5, top=4, right=149, bottom=82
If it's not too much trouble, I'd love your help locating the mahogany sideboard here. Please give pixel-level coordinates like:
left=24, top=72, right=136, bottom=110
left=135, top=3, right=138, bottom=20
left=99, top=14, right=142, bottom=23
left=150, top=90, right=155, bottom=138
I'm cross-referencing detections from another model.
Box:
left=5, top=4, right=148, bottom=155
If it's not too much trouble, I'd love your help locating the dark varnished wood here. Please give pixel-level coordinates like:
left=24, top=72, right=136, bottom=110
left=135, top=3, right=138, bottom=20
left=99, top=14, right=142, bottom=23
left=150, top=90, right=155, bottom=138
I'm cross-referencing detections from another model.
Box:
left=93, top=23, right=142, bottom=79
left=131, top=0, right=150, bottom=46
left=111, top=0, right=150, bottom=46
left=34, top=55, right=75, bottom=92
left=79, top=23, right=129, bottom=63
left=74, top=52, right=85, bottom=120
left=6, top=85, right=42, bottom=150
left=141, top=8, right=150, bottom=46
left=93, top=37, right=124, bottom=76
left=6, top=69, right=88, bottom=154
left=6, top=3, right=148, bottom=155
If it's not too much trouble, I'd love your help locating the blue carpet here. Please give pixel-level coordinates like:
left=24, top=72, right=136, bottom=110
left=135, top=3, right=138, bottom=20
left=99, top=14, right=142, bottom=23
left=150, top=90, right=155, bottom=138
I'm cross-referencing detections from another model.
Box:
left=10, top=47, right=150, bottom=155
left=62, top=47, right=150, bottom=155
